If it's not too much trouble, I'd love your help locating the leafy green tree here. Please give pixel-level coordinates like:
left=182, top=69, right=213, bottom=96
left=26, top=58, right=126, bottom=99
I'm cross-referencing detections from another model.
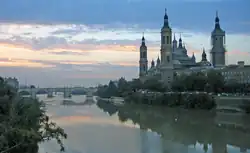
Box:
left=116, top=78, right=132, bottom=97
left=142, top=78, right=166, bottom=92
left=206, top=70, right=225, bottom=93
left=0, top=77, right=67, bottom=153
left=172, top=70, right=225, bottom=93
left=107, top=80, right=118, bottom=97
left=129, top=79, right=143, bottom=91
left=172, top=73, right=187, bottom=91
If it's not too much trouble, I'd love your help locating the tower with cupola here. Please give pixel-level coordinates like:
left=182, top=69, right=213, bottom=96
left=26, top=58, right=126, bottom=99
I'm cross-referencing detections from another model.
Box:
left=160, top=9, right=174, bottom=87
left=173, top=33, right=177, bottom=51
left=139, top=33, right=148, bottom=77
left=210, top=11, right=226, bottom=67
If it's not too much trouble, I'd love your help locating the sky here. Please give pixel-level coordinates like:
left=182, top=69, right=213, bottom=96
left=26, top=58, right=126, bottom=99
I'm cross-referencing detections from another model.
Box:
left=0, top=0, right=250, bottom=87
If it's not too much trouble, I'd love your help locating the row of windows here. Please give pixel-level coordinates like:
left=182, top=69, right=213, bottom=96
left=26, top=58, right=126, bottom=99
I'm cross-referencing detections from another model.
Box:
left=225, top=77, right=250, bottom=84
left=140, top=52, right=147, bottom=58
left=211, top=36, right=225, bottom=45
left=222, top=71, right=250, bottom=76
left=168, top=76, right=171, bottom=84
left=161, top=36, right=171, bottom=44
left=140, top=65, right=147, bottom=72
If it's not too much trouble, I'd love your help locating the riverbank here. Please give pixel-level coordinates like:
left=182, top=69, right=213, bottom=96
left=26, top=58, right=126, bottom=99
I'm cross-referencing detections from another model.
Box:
left=215, top=96, right=250, bottom=113
left=98, top=92, right=250, bottom=113
left=98, top=91, right=216, bottom=110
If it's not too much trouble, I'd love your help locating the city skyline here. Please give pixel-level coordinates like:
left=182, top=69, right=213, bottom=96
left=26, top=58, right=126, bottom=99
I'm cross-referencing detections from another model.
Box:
left=0, top=0, right=249, bottom=87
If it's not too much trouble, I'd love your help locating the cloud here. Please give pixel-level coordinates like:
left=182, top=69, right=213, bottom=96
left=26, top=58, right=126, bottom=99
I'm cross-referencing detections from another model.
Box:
left=0, top=19, right=250, bottom=87
left=0, top=0, right=249, bottom=34
left=0, top=24, right=161, bottom=54
left=0, top=58, right=54, bottom=68
left=50, top=28, right=84, bottom=35
left=48, top=51, right=88, bottom=56
left=0, top=62, right=138, bottom=87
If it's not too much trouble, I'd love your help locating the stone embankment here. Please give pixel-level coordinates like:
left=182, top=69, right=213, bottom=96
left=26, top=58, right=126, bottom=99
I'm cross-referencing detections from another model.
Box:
left=215, top=96, right=250, bottom=113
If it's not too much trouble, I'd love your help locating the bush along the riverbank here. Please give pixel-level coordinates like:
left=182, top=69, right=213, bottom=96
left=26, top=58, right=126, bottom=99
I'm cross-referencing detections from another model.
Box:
left=124, top=92, right=216, bottom=110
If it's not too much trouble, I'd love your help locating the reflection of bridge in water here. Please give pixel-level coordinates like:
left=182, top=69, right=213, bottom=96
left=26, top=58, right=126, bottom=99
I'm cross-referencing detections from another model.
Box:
left=97, top=100, right=250, bottom=153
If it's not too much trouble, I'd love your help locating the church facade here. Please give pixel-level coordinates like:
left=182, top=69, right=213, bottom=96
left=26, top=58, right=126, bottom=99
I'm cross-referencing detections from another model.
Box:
left=139, top=9, right=250, bottom=86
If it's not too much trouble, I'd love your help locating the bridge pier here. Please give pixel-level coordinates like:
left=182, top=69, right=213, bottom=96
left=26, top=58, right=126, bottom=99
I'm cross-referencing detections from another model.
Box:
left=64, top=87, right=72, bottom=98
left=30, top=88, right=37, bottom=99
left=47, top=88, right=53, bottom=98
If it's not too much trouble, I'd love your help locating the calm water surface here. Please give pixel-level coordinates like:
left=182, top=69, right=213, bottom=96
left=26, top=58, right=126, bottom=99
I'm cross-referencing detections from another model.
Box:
left=38, top=94, right=250, bottom=153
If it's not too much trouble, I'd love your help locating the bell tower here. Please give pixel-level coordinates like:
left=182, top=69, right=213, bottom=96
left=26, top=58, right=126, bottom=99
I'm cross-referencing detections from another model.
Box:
left=210, top=11, right=226, bottom=67
left=139, top=33, right=148, bottom=77
left=160, top=9, right=173, bottom=87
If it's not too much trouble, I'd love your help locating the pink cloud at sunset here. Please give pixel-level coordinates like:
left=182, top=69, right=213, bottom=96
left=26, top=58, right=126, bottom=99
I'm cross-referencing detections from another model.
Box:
left=0, top=59, right=54, bottom=68
left=0, top=23, right=249, bottom=86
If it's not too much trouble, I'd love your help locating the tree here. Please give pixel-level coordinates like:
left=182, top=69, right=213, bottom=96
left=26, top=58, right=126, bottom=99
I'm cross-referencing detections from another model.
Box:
left=206, top=70, right=225, bottom=93
left=142, top=78, right=166, bottom=92
left=0, top=77, right=67, bottom=153
left=107, top=80, right=118, bottom=97
left=129, top=79, right=143, bottom=91
left=172, top=70, right=225, bottom=93
left=172, top=72, right=207, bottom=92
left=172, top=73, right=187, bottom=91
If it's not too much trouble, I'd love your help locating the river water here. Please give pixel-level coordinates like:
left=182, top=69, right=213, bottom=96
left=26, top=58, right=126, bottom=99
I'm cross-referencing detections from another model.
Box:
left=38, top=94, right=250, bottom=153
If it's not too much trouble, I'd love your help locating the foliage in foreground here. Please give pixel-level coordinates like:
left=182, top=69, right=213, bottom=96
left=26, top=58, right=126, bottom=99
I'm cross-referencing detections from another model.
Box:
left=0, top=77, right=67, bottom=153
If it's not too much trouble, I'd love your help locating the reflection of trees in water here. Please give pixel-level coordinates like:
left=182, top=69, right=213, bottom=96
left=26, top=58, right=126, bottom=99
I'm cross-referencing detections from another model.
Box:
left=96, top=100, right=118, bottom=116
left=97, top=100, right=250, bottom=151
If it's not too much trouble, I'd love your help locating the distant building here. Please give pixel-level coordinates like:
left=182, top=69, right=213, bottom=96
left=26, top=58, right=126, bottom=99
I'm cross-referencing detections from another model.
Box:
left=138, top=9, right=249, bottom=85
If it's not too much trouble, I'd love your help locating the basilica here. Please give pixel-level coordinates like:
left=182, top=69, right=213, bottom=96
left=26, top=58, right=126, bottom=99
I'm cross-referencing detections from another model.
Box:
left=138, top=9, right=229, bottom=85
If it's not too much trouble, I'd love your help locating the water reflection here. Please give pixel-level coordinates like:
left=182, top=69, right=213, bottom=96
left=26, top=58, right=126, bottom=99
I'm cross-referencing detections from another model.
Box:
left=38, top=94, right=250, bottom=153
left=97, top=100, right=250, bottom=153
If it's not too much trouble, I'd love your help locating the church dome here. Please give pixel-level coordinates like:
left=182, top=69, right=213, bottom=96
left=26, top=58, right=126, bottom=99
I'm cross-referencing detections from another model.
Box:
left=173, top=60, right=181, bottom=65
left=198, top=60, right=212, bottom=67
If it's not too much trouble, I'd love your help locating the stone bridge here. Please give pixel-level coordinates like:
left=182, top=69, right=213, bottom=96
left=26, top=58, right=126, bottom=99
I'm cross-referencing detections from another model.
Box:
left=18, top=88, right=53, bottom=94
left=18, top=87, right=74, bottom=99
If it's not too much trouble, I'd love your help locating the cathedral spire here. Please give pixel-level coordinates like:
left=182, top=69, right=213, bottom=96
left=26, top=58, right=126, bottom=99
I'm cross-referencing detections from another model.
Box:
left=215, top=10, right=221, bottom=29
left=202, top=48, right=207, bottom=61
left=192, top=52, right=196, bottom=62
left=163, top=8, right=169, bottom=28
left=141, top=32, right=145, bottom=46
left=157, top=55, right=160, bottom=66
left=178, top=33, right=182, bottom=48
left=164, top=8, right=168, bottom=19
left=151, top=59, right=155, bottom=68
left=173, top=33, right=177, bottom=50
